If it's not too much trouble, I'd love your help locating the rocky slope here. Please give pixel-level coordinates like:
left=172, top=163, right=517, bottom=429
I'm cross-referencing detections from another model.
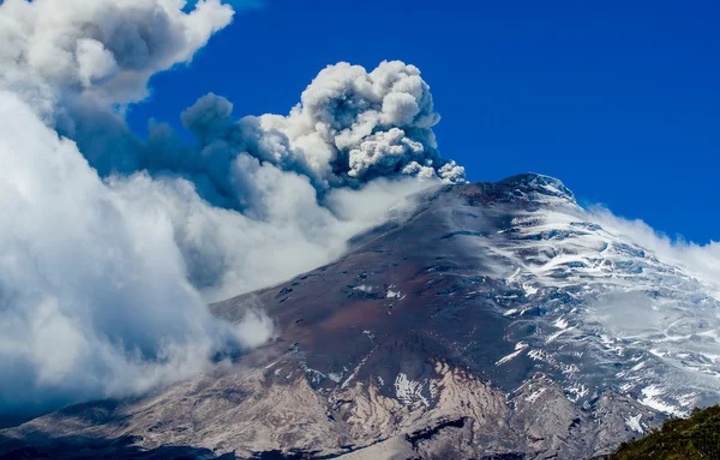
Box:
left=607, top=405, right=720, bottom=459
left=2, top=174, right=719, bottom=459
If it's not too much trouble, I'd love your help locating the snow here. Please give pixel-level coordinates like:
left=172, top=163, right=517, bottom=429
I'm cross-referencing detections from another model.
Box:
left=625, top=414, right=644, bottom=434
left=507, top=268, right=521, bottom=284
left=496, top=342, right=529, bottom=366
left=564, top=384, right=589, bottom=402
left=441, top=183, right=720, bottom=415
left=528, top=350, right=548, bottom=362
left=342, top=349, right=375, bottom=389
left=495, top=203, right=720, bottom=410
left=394, top=373, right=429, bottom=407
left=525, top=388, right=547, bottom=403
left=546, top=327, right=573, bottom=344
left=540, top=182, right=564, bottom=197
left=639, top=385, right=683, bottom=416
left=300, top=362, right=326, bottom=385
left=554, top=317, right=569, bottom=330
left=522, top=283, right=538, bottom=295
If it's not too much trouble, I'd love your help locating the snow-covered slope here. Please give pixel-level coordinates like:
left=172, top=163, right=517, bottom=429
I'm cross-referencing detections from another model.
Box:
left=451, top=174, right=720, bottom=418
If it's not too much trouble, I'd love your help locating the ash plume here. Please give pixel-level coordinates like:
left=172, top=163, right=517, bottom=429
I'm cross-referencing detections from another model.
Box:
left=0, top=0, right=462, bottom=419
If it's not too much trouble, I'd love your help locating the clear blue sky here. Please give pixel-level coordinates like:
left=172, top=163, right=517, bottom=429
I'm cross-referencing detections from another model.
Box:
left=128, top=0, right=719, bottom=244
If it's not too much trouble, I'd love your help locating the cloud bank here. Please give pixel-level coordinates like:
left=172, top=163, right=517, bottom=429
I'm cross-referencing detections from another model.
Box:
left=588, top=207, right=720, bottom=296
left=0, top=0, right=461, bottom=419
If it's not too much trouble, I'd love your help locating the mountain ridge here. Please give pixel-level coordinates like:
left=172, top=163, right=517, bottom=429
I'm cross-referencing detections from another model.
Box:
left=2, top=174, right=719, bottom=459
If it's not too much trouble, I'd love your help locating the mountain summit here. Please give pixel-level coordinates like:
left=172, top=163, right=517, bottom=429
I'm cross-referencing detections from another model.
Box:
left=489, top=172, right=577, bottom=203
left=2, top=174, right=719, bottom=459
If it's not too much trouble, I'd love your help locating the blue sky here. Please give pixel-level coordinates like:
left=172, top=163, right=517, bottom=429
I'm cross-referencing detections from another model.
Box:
left=128, top=0, right=719, bottom=243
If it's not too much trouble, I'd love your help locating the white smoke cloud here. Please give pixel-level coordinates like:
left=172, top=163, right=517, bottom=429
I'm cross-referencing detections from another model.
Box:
left=0, top=0, right=233, bottom=113
left=588, top=207, right=720, bottom=295
left=0, top=90, right=237, bottom=416
left=0, top=0, right=454, bottom=420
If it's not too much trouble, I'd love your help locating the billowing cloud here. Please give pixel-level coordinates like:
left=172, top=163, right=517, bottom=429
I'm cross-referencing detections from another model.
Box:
left=0, top=0, right=457, bottom=420
left=0, top=0, right=233, bottom=110
left=588, top=207, right=720, bottom=296
left=68, top=60, right=466, bottom=208
left=0, top=90, right=241, bottom=417
left=252, top=60, right=466, bottom=187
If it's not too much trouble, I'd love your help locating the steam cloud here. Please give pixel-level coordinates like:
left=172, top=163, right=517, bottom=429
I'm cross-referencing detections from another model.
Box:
left=588, top=208, right=720, bottom=297
left=0, top=0, right=462, bottom=419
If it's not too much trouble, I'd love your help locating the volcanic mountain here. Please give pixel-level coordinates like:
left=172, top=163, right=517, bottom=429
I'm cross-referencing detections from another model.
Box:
left=2, top=174, right=720, bottom=459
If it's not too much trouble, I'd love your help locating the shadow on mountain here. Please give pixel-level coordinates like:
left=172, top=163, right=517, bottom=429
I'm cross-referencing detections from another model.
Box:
left=0, top=415, right=34, bottom=430
left=0, top=432, right=236, bottom=460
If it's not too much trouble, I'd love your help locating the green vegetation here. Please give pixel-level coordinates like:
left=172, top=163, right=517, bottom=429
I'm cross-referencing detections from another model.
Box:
left=607, top=406, right=720, bottom=460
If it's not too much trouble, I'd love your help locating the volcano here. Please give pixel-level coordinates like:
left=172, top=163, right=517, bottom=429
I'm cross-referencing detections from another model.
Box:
left=3, top=174, right=719, bottom=459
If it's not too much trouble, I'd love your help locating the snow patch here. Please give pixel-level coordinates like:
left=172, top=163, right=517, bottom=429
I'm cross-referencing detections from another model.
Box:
left=639, top=385, right=683, bottom=416
left=625, top=414, right=644, bottom=434
left=300, top=362, right=326, bottom=385
left=565, top=384, right=589, bottom=402
left=554, top=317, right=569, bottom=330
left=525, top=388, right=547, bottom=403
left=546, top=327, right=573, bottom=343
left=394, top=373, right=429, bottom=407
left=386, top=287, right=402, bottom=299
left=496, top=342, right=529, bottom=366
left=523, top=283, right=539, bottom=295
